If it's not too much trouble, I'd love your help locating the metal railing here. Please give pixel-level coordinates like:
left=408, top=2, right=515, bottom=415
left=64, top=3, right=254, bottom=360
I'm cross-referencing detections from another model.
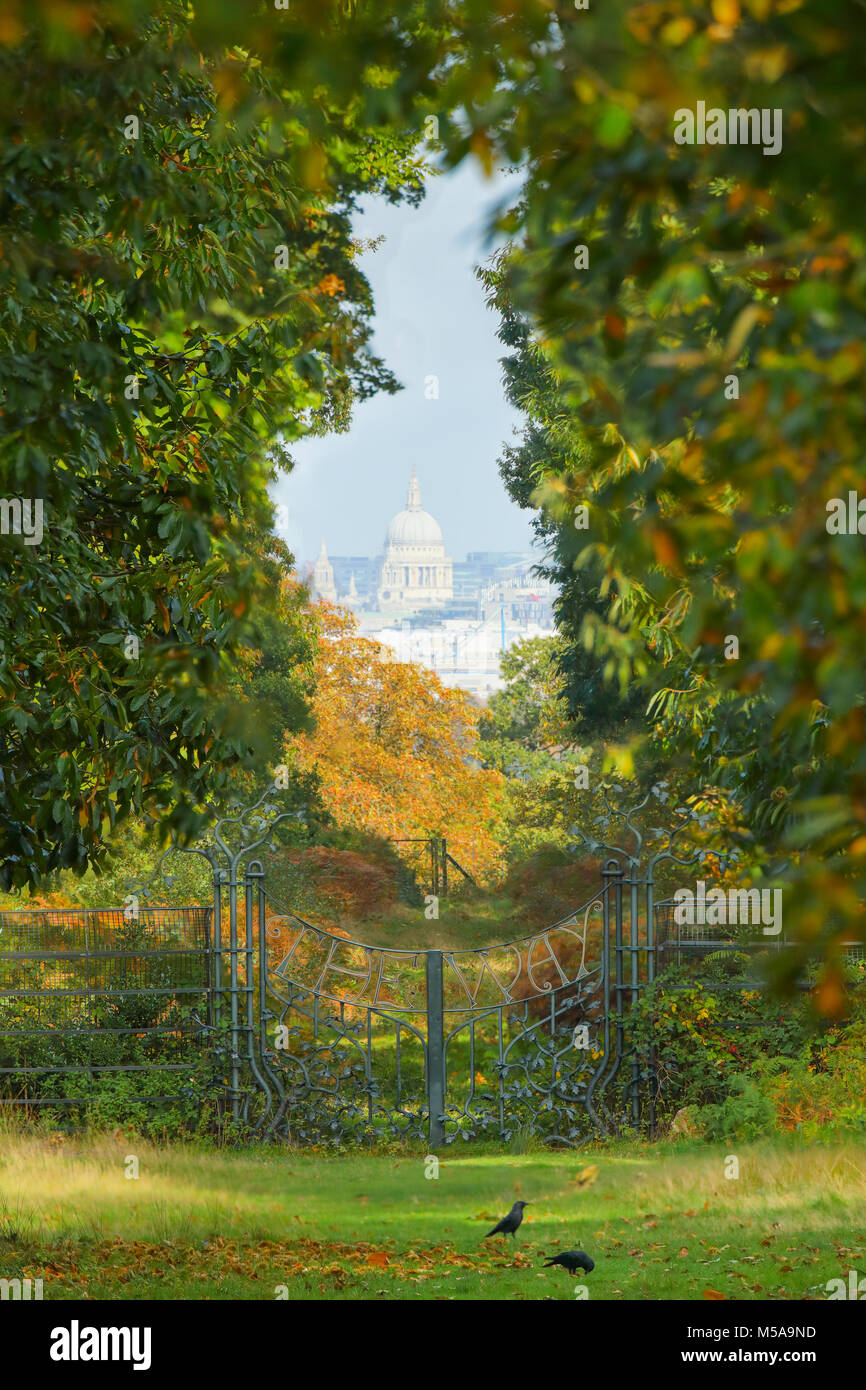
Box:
left=0, top=906, right=212, bottom=1109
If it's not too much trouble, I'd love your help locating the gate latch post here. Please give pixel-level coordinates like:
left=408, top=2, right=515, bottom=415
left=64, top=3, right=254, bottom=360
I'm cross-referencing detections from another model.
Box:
left=425, top=950, right=445, bottom=1149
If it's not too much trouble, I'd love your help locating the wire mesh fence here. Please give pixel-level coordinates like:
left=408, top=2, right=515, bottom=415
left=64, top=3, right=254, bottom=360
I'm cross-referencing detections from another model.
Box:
left=653, top=898, right=864, bottom=986
left=0, top=907, right=213, bottom=1117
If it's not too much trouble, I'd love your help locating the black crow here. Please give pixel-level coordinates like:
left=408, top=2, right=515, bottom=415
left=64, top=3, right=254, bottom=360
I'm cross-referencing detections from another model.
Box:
left=543, top=1248, right=595, bottom=1275
left=484, top=1200, right=529, bottom=1240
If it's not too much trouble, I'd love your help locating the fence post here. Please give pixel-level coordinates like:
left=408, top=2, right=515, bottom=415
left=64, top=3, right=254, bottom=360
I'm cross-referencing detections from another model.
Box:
left=603, top=857, right=625, bottom=1111
left=228, top=867, right=240, bottom=1123
left=212, top=864, right=223, bottom=1030
left=645, top=868, right=656, bottom=1139
left=628, top=865, right=641, bottom=1129
left=426, top=950, right=445, bottom=1148
left=243, top=862, right=266, bottom=1125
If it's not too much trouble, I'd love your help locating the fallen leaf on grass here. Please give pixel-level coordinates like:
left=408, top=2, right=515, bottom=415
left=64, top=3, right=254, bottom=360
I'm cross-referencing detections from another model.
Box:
left=571, top=1164, right=599, bottom=1187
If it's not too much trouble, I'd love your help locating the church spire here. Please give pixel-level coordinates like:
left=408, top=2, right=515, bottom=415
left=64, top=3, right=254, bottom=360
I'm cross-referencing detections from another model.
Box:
left=407, top=466, right=421, bottom=511
left=312, top=538, right=336, bottom=601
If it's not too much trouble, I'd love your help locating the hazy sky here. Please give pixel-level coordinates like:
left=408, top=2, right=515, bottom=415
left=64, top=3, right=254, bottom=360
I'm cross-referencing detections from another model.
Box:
left=273, top=162, right=537, bottom=567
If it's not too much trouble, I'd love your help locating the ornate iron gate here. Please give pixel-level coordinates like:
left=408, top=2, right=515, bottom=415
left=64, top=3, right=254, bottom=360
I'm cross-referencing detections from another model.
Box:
left=0, top=790, right=713, bottom=1140
left=247, top=866, right=641, bottom=1146
left=247, top=884, right=613, bottom=1145
left=202, top=790, right=710, bottom=1146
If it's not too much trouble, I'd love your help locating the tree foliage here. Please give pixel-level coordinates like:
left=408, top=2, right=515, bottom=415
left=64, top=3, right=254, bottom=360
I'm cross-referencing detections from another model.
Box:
left=4, top=0, right=865, bottom=978
left=442, top=0, right=866, bottom=965
left=0, top=0, right=428, bottom=886
left=481, top=636, right=575, bottom=760
left=290, top=602, right=507, bottom=882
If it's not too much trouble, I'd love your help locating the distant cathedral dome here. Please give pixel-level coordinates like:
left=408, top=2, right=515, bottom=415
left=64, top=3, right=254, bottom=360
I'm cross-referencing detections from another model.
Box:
left=386, top=470, right=444, bottom=547
left=377, top=468, right=453, bottom=613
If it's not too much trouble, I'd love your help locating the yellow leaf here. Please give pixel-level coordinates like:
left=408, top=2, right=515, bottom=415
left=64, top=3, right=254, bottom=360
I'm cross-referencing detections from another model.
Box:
left=661, top=17, right=696, bottom=45
left=759, top=633, right=784, bottom=660
left=711, top=0, right=740, bottom=24
left=572, top=1164, right=600, bottom=1187
left=725, top=304, right=762, bottom=361
left=816, top=968, right=846, bottom=1019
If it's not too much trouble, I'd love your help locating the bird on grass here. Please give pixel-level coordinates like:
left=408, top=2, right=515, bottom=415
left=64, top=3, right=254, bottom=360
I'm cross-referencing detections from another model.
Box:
left=543, top=1248, right=595, bottom=1276
left=484, top=1200, right=529, bottom=1241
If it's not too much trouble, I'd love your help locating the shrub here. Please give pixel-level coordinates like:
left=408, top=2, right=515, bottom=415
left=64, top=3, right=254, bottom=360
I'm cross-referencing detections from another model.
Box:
left=634, top=963, right=866, bottom=1139
left=696, top=1074, right=777, bottom=1143
left=263, top=838, right=419, bottom=929
left=503, top=843, right=602, bottom=930
left=756, top=1022, right=866, bottom=1138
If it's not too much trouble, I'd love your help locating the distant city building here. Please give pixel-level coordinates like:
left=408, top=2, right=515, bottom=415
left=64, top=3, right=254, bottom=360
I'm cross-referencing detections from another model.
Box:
left=305, top=467, right=558, bottom=700
left=480, top=571, right=555, bottom=625
left=327, top=555, right=378, bottom=601
left=344, top=573, right=362, bottom=608
left=376, top=468, right=453, bottom=612
left=372, top=615, right=553, bottom=700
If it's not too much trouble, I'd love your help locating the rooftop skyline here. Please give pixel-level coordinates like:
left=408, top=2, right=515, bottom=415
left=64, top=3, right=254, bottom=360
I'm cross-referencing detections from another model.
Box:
left=302, top=465, right=536, bottom=568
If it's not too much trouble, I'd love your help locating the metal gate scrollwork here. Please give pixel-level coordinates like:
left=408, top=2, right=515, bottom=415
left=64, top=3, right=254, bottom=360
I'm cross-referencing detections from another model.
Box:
left=163, top=787, right=715, bottom=1147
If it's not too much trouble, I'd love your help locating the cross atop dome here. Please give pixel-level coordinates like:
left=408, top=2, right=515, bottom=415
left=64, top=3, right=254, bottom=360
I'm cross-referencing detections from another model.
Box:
left=407, top=465, right=422, bottom=512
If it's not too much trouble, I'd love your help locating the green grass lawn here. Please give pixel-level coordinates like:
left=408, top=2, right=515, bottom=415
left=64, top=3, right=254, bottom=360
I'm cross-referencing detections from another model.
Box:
left=1, top=1131, right=864, bottom=1300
